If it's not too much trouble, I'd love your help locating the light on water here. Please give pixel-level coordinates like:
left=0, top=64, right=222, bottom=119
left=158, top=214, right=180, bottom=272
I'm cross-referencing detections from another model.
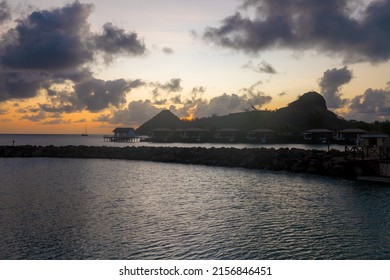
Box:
left=1, top=157, right=390, bottom=259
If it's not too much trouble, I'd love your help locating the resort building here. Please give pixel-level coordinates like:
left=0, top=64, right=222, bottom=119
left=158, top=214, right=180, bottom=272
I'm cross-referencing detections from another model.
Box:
left=361, top=131, right=389, bottom=146
left=337, top=128, right=367, bottom=145
left=303, top=129, right=334, bottom=144
left=214, top=128, right=241, bottom=142
left=246, top=129, right=276, bottom=143
left=113, top=127, right=136, bottom=137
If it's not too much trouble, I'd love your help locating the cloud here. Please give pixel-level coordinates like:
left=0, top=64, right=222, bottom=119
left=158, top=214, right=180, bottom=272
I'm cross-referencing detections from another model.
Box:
left=20, top=111, right=47, bottom=122
left=0, top=1, right=94, bottom=71
left=347, top=88, right=390, bottom=121
left=318, top=66, right=353, bottom=108
left=94, top=22, right=146, bottom=63
left=0, top=1, right=147, bottom=109
left=0, top=0, right=11, bottom=24
left=176, top=83, right=272, bottom=119
left=150, top=78, right=183, bottom=99
left=39, top=78, right=145, bottom=113
left=162, top=47, right=174, bottom=55
left=203, top=0, right=390, bottom=63
left=196, top=92, right=272, bottom=117
left=106, top=100, right=161, bottom=126
left=151, top=78, right=183, bottom=93
left=243, top=60, right=277, bottom=74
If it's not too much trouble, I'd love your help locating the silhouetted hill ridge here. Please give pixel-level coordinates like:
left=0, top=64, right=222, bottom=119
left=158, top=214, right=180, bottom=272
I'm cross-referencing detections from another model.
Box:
left=136, top=92, right=350, bottom=134
left=136, top=109, right=184, bottom=135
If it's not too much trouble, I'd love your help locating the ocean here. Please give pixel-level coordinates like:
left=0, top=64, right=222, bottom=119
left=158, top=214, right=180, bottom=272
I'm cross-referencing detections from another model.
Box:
left=0, top=133, right=344, bottom=151
left=1, top=156, right=390, bottom=259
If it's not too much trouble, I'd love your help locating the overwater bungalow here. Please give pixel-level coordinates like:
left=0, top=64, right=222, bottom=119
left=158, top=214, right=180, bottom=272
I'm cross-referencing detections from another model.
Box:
left=247, top=129, right=276, bottom=143
left=180, top=128, right=209, bottom=142
left=361, top=131, right=389, bottom=146
left=337, top=128, right=367, bottom=145
left=303, top=128, right=334, bottom=144
left=149, top=128, right=175, bottom=142
left=214, top=128, right=241, bottom=142
left=103, top=127, right=138, bottom=142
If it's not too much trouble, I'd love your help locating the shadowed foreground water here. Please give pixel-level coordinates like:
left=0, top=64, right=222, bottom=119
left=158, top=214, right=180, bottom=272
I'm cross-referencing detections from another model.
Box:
left=1, top=158, right=390, bottom=259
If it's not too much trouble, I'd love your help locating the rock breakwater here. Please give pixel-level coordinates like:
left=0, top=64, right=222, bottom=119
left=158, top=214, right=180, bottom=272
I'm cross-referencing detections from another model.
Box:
left=0, top=145, right=375, bottom=178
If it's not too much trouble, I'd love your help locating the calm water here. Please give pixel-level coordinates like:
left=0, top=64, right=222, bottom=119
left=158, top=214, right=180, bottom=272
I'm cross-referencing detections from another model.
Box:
left=0, top=133, right=344, bottom=151
left=1, top=157, right=390, bottom=260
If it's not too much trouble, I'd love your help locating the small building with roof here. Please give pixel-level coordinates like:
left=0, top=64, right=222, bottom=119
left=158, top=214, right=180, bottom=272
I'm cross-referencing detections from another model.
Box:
left=214, top=128, right=241, bottom=142
left=247, top=129, right=276, bottom=143
left=113, top=127, right=136, bottom=137
left=150, top=128, right=175, bottom=142
left=361, top=131, right=389, bottom=146
left=337, top=128, right=367, bottom=145
left=180, top=128, right=209, bottom=142
left=303, top=128, right=334, bottom=144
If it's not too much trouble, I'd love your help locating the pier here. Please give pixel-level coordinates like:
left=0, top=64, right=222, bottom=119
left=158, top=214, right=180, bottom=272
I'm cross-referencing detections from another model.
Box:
left=103, top=135, right=140, bottom=143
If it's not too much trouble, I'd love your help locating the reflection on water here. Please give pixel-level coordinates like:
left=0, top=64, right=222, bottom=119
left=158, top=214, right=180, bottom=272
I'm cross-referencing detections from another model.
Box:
left=1, top=158, right=390, bottom=259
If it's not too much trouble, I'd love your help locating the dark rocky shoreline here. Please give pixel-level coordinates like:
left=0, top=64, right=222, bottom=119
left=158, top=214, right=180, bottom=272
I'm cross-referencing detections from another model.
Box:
left=0, top=145, right=375, bottom=179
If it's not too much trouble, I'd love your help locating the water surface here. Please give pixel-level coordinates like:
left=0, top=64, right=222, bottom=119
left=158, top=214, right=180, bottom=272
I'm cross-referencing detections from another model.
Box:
left=1, top=158, right=389, bottom=259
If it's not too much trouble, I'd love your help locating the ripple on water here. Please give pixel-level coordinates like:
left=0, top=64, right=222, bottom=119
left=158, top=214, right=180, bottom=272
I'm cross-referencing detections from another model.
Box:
left=1, top=158, right=390, bottom=259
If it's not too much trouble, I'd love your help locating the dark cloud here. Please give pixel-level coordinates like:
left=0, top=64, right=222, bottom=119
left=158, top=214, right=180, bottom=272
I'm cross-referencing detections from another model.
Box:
left=150, top=78, right=183, bottom=98
left=347, top=88, right=390, bottom=121
left=151, top=78, right=183, bottom=93
left=39, top=78, right=145, bottom=113
left=203, top=0, right=390, bottom=63
left=0, top=1, right=147, bottom=109
left=0, top=71, right=47, bottom=100
left=0, top=1, right=11, bottom=24
left=0, top=1, right=94, bottom=71
left=318, top=66, right=353, bottom=108
left=94, top=22, right=146, bottom=63
left=170, top=94, right=182, bottom=104
left=243, top=60, right=277, bottom=74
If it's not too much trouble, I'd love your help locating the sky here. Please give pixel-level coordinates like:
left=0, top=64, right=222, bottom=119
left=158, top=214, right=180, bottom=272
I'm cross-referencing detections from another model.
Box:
left=0, top=0, right=390, bottom=134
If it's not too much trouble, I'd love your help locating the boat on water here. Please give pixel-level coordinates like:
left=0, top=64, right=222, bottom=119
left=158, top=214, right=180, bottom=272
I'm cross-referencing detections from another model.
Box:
left=81, top=124, right=88, bottom=136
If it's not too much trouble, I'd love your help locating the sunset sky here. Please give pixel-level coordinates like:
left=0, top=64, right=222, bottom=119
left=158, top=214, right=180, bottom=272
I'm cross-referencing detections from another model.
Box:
left=0, top=0, right=390, bottom=134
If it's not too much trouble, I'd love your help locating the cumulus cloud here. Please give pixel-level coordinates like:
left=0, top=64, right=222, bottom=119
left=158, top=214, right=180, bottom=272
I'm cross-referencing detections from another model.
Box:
left=150, top=78, right=183, bottom=100
left=0, top=1, right=147, bottom=112
left=95, top=22, right=146, bottom=63
left=194, top=92, right=271, bottom=117
left=0, top=1, right=94, bottom=71
left=347, top=88, right=390, bottom=121
left=151, top=78, right=183, bottom=93
left=107, top=100, right=161, bottom=126
left=203, top=0, right=390, bottom=64
left=174, top=81, right=271, bottom=119
left=39, top=78, right=145, bottom=113
left=318, top=66, right=353, bottom=108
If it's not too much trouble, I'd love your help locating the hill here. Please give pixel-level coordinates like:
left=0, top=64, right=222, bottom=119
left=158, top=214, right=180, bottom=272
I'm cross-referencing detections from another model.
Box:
left=191, top=91, right=348, bottom=132
left=136, top=92, right=356, bottom=134
left=136, top=109, right=184, bottom=135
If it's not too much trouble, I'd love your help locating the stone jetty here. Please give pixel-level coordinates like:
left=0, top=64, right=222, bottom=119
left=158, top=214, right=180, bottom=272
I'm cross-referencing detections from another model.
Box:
left=0, top=145, right=376, bottom=179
